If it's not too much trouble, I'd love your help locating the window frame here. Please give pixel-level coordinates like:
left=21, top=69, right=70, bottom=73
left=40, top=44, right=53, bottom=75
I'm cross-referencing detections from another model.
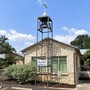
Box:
left=51, top=56, right=67, bottom=74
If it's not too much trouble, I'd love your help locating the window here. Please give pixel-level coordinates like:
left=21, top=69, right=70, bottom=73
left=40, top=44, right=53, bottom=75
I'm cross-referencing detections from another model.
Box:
left=51, top=57, right=58, bottom=73
left=32, top=56, right=67, bottom=74
left=51, top=56, right=67, bottom=73
left=32, top=57, right=46, bottom=73
left=59, top=57, right=67, bottom=73
left=32, top=57, right=37, bottom=65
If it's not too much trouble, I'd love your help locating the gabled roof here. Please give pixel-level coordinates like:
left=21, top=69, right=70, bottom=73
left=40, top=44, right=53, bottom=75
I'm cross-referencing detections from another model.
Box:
left=14, top=53, right=24, bottom=58
left=21, top=38, right=80, bottom=53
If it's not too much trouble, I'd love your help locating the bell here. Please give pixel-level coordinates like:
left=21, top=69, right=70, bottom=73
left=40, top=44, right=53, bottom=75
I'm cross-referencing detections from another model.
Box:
left=40, top=21, right=48, bottom=28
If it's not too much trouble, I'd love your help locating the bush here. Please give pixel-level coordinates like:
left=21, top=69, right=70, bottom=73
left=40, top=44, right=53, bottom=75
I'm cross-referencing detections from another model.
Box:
left=2, top=64, right=17, bottom=79
left=3, top=62, right=36, bottom=84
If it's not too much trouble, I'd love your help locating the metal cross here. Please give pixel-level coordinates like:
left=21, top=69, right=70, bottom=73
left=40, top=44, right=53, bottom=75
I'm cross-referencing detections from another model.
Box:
left=43, top=2, right=47, bottom=15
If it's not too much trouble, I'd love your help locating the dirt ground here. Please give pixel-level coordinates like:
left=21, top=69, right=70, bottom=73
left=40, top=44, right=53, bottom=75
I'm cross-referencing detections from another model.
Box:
left=0, top=80, right=90, bottom=90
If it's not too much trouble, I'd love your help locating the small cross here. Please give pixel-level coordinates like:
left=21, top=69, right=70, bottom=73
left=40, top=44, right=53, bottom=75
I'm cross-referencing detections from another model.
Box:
left=43, top=2, right=47, bottom=15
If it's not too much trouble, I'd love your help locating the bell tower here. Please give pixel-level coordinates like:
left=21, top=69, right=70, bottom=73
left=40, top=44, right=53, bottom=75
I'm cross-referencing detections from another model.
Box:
left=37, top=2, right=53, bottom=34
left=36, top=2, right=53, bottom=86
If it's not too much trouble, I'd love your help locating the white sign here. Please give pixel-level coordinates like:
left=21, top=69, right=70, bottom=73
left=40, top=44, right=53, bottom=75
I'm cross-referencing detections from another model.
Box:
left=0, top=54, right=5, bottom=59
left=37, top=59, right=47, bottom=67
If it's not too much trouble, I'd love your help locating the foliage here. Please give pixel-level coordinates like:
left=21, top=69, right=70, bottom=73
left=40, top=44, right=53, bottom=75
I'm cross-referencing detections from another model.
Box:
left=3, top=62, right=36, bottom=84
left=0, top=35, right=16, bottom=68
left=70, top=34, right=90, bottom=49
left=2, top=64, right=17, bottom=79
left=0, top=35, right=16, bottom=53
left=84, top=50, right=90, bottom=63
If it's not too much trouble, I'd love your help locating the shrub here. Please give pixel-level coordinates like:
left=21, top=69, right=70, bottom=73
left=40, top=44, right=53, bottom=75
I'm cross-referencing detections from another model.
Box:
left=3, top=62, right=36, bottom=84
left=2, top=64, right=17, bottom=79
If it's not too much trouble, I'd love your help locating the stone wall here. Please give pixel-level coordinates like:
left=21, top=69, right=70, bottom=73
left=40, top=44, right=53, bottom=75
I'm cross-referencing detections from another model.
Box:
left=24, top=40, right=80, bottom=85
left=53, top=41, right=75, bottom=84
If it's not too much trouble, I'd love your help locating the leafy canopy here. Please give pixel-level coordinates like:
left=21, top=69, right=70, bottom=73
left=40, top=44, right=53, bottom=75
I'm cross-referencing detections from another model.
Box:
left=0, top=35, right=16, bottom=54
left=84, top=50, right=90, bottom=62
left=70, top=34, right=90, bottom=49
left=0, top=35, right=16, bottom=68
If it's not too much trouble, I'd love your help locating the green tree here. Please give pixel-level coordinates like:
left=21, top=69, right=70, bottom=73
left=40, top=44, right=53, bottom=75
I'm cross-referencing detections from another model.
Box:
left=0, top=35, right=15, bottom=53
left=0, top=35, right=16, bottom=68
left=84, top=50, right=90, bottom=66
left=70, top=34, right=90, bottom=49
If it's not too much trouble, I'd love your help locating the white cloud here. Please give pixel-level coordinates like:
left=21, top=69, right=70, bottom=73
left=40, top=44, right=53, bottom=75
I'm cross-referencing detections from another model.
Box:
left=0, top=30, right=7, bottom=35
left=7, top=30, right=35, bottom=41
left=0, top=29, right=35, bottom=51
left=54, top=26, right=88, bottom=44
left=54, top=34, right=75, bottom=44
left=73, top=29, right=88, bottom=35
left=61, top=26, right=88, bottom=36
left=25, top=41, right=34, bottom=46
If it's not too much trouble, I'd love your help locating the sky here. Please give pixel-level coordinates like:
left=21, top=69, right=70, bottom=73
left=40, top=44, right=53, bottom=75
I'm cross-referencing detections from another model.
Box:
left=0, top=0, right=90, bottom=52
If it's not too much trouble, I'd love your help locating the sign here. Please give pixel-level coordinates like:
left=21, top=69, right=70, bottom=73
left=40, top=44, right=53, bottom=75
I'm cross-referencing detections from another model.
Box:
left=0, top=54, right=5, bottom=59
left=37, top=59, right=47, bottom=67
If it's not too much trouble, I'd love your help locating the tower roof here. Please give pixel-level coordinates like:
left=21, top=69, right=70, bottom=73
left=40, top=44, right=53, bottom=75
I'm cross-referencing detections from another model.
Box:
left=38, top=15, right=52, bottom=22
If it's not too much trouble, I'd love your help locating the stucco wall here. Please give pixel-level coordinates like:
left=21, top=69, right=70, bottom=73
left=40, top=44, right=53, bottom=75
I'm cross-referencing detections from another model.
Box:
left=24, top=40, right=80, bottom=85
